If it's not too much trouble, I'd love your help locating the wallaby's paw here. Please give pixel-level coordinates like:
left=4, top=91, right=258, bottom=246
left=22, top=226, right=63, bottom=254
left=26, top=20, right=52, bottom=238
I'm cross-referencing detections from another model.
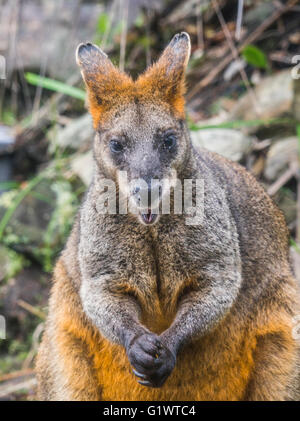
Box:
left=127, top=333, right=176, bottom=388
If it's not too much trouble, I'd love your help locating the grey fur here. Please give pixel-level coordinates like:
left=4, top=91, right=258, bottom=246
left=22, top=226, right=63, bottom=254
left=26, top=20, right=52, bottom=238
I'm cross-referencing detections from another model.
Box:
left=37, top=33, right=300, bottom=400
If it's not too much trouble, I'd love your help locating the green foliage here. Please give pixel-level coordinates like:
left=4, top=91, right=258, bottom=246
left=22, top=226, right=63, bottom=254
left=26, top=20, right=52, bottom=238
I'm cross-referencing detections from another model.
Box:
left=0, top=157, right=82, bottom=273
left=25, top=73, right=86, bottom=100
left=97, top=12, right=109, bottom=35
left=0, top=351, right=27, bottom=375
left=0, top=245, right=27, bottom=281
left=0, top=174, right=45, bottom=241
left=37, top=179, right=79, bottom=272
left=134, top=13, right=144, bottom=28
left=94, top=11, right=122, bottom=47
left=1, top=110, right=17, bottom=126
left=242, top=45, right=268, bottom=69
left=137, top=36, right=152, bottom=49
left=0, top=181, right=20, bottom=191
left=290, top=238, right=300, bottom=254
left=296, top=124, right=300, bottom=161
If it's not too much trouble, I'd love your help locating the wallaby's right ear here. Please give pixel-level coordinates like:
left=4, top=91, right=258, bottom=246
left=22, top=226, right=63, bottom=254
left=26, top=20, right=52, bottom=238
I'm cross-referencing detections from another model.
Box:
left=76, top=42, right=132, bottom=128
left=76, top=43, right=112, bottom=81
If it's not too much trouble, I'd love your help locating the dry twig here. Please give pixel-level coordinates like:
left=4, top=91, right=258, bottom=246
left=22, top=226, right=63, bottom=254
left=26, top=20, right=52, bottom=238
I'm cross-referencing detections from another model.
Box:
left=17, top=299, right=46, bottom=320
left=187, top=0, right=299, bottom=100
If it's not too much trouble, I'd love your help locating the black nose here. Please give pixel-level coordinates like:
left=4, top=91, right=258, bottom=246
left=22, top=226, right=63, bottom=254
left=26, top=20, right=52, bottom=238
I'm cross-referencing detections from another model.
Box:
left=132, top=182, right=151, bottom=205
left=132, top=185, right=141, bottom=195
left=132, top=179, right=162, bottom=208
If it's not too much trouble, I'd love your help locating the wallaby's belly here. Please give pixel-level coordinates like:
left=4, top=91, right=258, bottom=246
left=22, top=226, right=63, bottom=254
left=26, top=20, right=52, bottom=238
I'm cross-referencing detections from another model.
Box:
left=92, top=321, right=254, bottom=401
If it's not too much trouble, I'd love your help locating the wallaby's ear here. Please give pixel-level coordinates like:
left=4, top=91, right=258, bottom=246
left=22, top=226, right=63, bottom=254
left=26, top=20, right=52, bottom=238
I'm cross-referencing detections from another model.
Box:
left=137, top=32, right=191, bottom=117
left=76, top=42, right=132, bottom=128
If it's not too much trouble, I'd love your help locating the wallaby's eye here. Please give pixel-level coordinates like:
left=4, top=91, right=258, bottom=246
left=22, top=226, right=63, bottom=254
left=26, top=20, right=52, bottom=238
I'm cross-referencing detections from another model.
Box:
left=164, top=133, right=177, bottom=150
left=110, top=139, right=123, bottom=153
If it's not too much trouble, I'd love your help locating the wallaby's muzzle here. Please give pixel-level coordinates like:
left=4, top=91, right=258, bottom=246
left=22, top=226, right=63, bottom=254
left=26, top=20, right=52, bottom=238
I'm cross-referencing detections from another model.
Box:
left=130, top=179, right=162, bottom=225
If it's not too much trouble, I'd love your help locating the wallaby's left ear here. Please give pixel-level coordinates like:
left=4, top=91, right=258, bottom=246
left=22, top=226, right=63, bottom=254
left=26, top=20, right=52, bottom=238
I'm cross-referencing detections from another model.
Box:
left=137, top=32, right=191, bottom=116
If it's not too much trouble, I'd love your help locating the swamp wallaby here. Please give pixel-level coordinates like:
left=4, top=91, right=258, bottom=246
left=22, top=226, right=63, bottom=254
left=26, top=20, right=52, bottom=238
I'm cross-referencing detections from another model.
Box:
left=36, top=33, right=300, bottom=401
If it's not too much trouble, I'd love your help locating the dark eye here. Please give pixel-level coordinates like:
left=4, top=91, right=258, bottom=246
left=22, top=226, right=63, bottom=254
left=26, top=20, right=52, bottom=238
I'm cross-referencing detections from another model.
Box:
left=110, top=139, right=123, bottom=153
left=164, top=133, right=177, bottom=150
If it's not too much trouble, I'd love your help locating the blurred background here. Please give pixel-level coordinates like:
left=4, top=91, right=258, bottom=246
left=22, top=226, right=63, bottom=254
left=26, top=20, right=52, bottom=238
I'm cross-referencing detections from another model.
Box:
left=0, top=0, right=300, bottom=400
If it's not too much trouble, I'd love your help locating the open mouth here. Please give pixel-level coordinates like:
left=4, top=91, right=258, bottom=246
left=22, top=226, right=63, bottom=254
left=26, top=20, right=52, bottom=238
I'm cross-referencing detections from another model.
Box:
left=140, top=209, right=158, bottom=225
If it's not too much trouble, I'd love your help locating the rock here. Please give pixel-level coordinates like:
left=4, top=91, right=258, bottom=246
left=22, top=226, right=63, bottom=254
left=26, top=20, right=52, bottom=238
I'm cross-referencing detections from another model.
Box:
left=264, top=137, right=298, bottom=181
left=70, top=151, right=94, bottom=186
left=244, top=2, right=276, bottom=28
left=275, top=189, right=296, bottom=226
left=0, top=125, right=15, bottom=155
left=0, top=0, right=162, bottom=81
left=229, top=70, right=293, bottom=120
left=0, top=1, right=105, bottom=80
left=51, top=113, right=93, bottom=151
left=0, top=126, right=16, bottom=194
left=190, top=129, right=253, bottom=162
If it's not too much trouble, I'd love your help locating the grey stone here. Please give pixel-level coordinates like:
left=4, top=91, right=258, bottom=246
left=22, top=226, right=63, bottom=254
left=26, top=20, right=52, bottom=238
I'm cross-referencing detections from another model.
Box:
left=264, top=137, right=298, bottom=181
left=70, top=151, right=94, bottom=186
left=53, top=114, right=93, bottom=151
left=191, top=129, right=253, bottom=162
left=229, top=70, right=293, bottom=121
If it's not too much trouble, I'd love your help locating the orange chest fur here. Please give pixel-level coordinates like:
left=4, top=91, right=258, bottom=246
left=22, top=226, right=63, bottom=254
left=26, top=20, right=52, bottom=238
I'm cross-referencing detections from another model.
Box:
left=86, top=320, right=257, bottom=401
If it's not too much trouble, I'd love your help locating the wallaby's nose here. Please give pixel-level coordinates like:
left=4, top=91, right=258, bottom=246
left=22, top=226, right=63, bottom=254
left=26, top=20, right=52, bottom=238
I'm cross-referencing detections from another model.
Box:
left=132, top=178, right=161, bottom=209
left=132, top=180, right=151, bottom=207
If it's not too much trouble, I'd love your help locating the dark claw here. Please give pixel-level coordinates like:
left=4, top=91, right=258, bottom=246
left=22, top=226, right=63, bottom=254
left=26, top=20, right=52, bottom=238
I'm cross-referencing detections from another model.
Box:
left=132, top=369, right=147, bottom=379
left=138, top=380, right=153, bottom=387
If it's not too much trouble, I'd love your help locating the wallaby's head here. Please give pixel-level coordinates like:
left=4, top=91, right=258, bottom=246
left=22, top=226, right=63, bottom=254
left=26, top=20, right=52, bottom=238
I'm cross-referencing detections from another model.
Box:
left=76, top=33, right=191, bottom=225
